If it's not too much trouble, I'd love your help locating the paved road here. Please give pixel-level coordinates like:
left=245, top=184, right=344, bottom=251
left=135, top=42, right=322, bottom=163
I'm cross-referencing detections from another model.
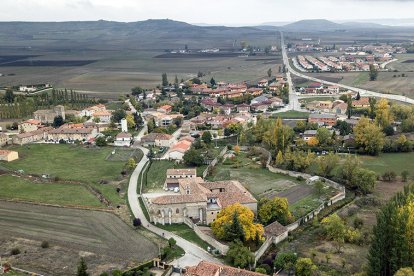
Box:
left=127, top=146, right=220, bottom=268
left=280, top=32, right=414, bottom=105
left=280, top=33, right=310, bottom=113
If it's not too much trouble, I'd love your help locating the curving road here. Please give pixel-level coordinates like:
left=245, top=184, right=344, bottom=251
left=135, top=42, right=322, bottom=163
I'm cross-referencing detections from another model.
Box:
left=280, top=32, right=414, bottom=105
left=128, top=142, right=220, bottom=268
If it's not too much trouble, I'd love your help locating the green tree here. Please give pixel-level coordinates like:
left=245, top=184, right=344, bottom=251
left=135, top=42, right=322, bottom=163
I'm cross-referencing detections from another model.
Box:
left=4, top=89, right=15, bottom=103
left=210, top=77, right=216, bottom=86
left=369, top=64, right=378, bottom=81
left=77, top=258, right=89, bottom=276
left=168, top=237, right=177, bottom=248
left=225, top=211, right=246, bottom=242
left=316, top=128, right=332, bottom=146
left=368, top=185, right=414, bottom=276
left=53, top=115, right=65, bottom=127
left=347, top=95, right=353, bottom=119
left=295, top=258, right=317, bottom=276
left=183, top=148, right=204, bottom=166
left=131, top=86, right=144, bottom=95
left=95, top=136, right=107, bottom=147
left=321, top=214, right=346, bottom=252
left=111, top=109, right=127, bottom=123
left=314, top=181, right=325, bottom=198
left=274, top=252, right=298, bottom=271
left=162, top=73, right=168, bottom=87
left=201, top=131, right=212, bottom=144
left=316, top=152, right=339, bottom=177
left=226, top=240, right=254, bottom=269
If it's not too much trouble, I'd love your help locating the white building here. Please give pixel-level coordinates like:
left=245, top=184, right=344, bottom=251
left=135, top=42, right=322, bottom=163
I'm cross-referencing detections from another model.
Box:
left=114, top=132, right=132, bottom=147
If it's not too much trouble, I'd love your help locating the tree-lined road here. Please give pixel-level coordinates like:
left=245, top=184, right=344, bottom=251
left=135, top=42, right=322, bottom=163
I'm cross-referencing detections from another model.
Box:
left=280, top=32, right=414, bottom=105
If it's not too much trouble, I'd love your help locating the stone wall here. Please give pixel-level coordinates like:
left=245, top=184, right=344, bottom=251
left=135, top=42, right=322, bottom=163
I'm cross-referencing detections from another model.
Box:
left=202, top=147, right=227, bottom=178
left=184, top=218, right=229, bottom=254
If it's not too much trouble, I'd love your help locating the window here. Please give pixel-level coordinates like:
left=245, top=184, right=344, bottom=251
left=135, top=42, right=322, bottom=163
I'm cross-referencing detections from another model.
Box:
left=211, top=212, right=214, bottom=215
left=176, top=208, right=180, bottom=214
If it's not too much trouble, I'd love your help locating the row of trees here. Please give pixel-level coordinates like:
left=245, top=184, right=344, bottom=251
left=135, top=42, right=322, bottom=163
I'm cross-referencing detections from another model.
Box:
left=0, top=89, right=96, bottom=119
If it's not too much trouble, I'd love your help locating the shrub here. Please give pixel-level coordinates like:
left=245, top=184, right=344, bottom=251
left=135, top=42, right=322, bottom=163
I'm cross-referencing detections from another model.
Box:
left=296, top=176, right=304, bottom=181
left=354, top=217, right=364, bottom=230
left=382, top=171, right=397, bottom=182
left=41, top=241, right=49, bottom=248
left=168, top=237, right=177, bottom=248
left=401, top=170, right=409, bottom=182
left=255, top=267, right=267, bottom=274
left=11, top=248, right=20, bottom=255
left=133, top=218, right=142, bottom=227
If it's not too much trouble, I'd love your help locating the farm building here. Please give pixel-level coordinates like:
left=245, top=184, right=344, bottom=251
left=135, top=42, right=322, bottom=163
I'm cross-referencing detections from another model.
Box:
left=0, top=150, right=19, bottom=162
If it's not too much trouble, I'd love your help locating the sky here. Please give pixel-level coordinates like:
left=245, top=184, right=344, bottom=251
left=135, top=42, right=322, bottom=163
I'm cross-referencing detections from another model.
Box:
left=1, top=0, right=414, bottom=25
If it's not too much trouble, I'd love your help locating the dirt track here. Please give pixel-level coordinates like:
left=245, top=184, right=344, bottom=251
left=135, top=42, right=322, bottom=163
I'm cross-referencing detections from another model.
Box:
left=0, top=201, right=158, bottom=275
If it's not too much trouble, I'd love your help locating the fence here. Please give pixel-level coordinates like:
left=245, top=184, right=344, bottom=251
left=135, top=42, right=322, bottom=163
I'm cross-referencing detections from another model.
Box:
left=252, top=166, right=346, bottom=263
left=184, top=218, right=229, bottom=254
left=202, top=147, right=227, bottom=178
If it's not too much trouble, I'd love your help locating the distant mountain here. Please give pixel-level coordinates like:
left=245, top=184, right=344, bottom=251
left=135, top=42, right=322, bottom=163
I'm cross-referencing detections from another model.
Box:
left=281, top=19, right=345, bottom=32
left=0, top=19, right=275, bottom=50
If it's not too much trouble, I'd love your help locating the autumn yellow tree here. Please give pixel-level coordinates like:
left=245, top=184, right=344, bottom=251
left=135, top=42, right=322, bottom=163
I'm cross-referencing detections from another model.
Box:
left=275, top=150, right=284, bottom=167
left=258, top=197, right=294, bottom=225
left=354, top=116, right=385, bottom=155
left=211, top=203, right=264, bottom=242
left=125, top=113, right=136, bottom=129
left=307, top=137, right=319, bottom=146
left=375, top=98, right=393, bottom=128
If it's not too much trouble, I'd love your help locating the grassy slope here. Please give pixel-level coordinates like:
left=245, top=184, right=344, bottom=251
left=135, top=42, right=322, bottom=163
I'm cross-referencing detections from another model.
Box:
left=360, top=152, right=414, bottom=175
left=4, top=144, right=133, bottom=204
left=0, top=175, right=102, bottom=207
left=157, top=224, right=212, bottom=251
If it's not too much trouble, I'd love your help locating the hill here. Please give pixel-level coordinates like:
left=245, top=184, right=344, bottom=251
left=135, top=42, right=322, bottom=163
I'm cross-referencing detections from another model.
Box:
left=0, top=19, right=275, bottom=50
left=281, top=19, right=345, bottom=32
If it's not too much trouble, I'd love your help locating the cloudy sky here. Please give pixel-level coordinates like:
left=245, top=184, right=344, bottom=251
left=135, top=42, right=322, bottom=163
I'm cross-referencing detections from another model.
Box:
left=1, top=0, right=413, bottom=25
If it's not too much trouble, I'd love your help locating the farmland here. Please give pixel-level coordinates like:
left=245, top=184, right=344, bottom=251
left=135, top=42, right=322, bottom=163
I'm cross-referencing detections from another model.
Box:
left=0, top=201, right=158, bottom=275
left=2, top=144, right=142, bottom=205
left=0, top=175, right=102, bottom=207
left=0, top=20, right=280, bottom=98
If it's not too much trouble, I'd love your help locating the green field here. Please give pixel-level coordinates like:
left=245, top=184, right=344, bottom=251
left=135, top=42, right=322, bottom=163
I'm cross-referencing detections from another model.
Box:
left=207, top=152, right=300, bottom=197
left=272, top=110, right=310, bottom=119
left=3, top=144, right=140, bottom=204
left=157, top=224, right=212, bottom=251
left=0, top=175, right=102, bottom=207
left=360, top=152, right=414, bottom=175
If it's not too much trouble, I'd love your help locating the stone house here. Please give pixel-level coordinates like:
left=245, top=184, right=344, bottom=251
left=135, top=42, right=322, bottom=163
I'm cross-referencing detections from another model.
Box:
left=148, top=178, right=257, bottom=225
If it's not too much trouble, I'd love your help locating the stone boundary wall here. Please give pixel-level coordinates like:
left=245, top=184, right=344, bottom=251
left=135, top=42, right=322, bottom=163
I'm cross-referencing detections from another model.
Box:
left=184, top=218, right=229, bottom=254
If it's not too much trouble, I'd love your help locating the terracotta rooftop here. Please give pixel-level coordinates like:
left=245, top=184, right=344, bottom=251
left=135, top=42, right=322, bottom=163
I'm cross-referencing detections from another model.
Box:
left=16, top=127, right=53, bottom=139
left=185, top=261, right=265, bottom=276
left=23, top=119, right=42, bottom=125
